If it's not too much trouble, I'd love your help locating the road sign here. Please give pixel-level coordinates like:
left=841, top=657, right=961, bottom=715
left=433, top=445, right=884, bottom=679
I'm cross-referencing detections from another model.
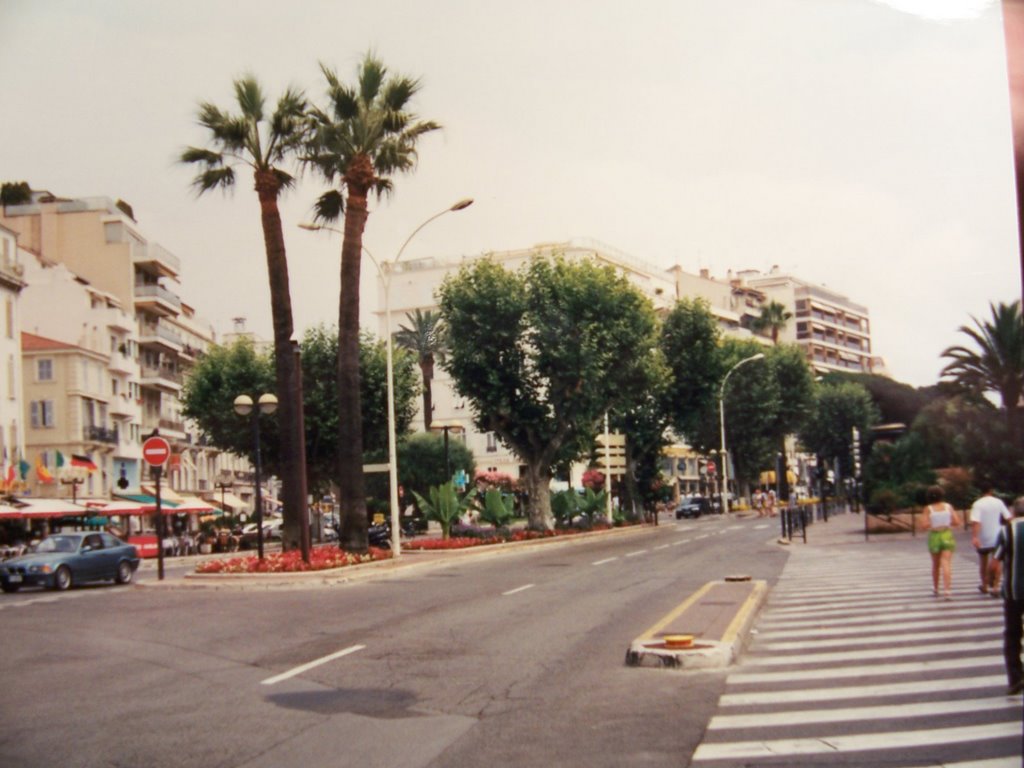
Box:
left=707, top=460, right=717, bottom=476
left=142, top=436, right=171, bottom=467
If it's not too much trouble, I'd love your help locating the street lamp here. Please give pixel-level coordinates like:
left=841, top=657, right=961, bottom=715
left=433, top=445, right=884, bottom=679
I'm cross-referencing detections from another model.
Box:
left=430, top=419, right=464, bottom=483
left=719, top=352, right=765, bottom=514
left=234, top=393, right=278, bottom=560
left=299, top=197, right=473, bottom=556
left=215, top=470, right=233, bottom=518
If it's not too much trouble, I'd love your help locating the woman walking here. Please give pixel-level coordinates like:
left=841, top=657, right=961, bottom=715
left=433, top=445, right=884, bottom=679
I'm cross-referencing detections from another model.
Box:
left=923, top=485, right=962, bottom=599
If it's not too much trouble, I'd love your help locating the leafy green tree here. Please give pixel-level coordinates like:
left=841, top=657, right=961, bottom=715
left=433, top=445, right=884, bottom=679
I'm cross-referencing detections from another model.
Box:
left=799, top=380, right=879, bottom=481
left=751, top=300, right=793, bottom=345
left=942, top=300, right=1024, bottom=448
left=183, top=329, right=419, bottom=503
left=397, top=432, right=475, bottom=505
left=180, top=76, right=308, bottom=550
left=661, top=298, right=722, bottom=441
left=394, top=309, right=446, bottom=431
left=477, top=489, right=515, bottom=530
left=439, top=255, right=660, bottom=529
left=766, top=344, right=816, bottom=500
left=1, top=181, right=31, bottom=211
left=823, top=371, right=936, bottom=427
left=305, top=53, right=440, bottom=553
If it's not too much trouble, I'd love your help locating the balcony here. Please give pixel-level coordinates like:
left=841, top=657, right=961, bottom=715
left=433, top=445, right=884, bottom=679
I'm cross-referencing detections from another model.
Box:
left=108, top=351, right=135, bottom=375
left=84, top=425, right=119, bottom=444
left=159, top=417, right=186, bottom=435
left=134, top=283, right=181, bottom=317
left=140, top=365, right=183, bottom=393
left=109, top=393, right=135, bottom=417
left=138, top=320, right=183, bottom=353
left=132, top=242, right=180, bottom=279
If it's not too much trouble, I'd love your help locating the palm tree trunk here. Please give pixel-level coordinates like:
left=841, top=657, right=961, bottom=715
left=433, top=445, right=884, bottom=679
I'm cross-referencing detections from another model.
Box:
left=420, top=359, right=433, bottom=431
left=337, top=183, right=370, bottom=552
left=254, top=171, right=304, bottom=551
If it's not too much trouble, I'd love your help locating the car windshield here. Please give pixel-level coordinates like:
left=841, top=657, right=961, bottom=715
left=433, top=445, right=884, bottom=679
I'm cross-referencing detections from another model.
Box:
left=35, top=535, right=79, bottom=553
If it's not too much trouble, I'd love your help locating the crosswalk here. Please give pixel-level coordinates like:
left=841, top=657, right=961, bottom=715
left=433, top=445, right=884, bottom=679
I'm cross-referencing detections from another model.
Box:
left=691, top=547, right=1023, bottom=767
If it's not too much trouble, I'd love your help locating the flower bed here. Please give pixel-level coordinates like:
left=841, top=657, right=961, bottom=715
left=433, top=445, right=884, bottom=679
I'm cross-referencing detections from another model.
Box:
left=403, top=524, right=619, bottom=551
left=195, top=545, right=391, bottom=574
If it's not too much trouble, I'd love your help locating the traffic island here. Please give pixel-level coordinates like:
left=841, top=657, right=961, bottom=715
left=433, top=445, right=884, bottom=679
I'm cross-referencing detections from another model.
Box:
left=625, top=577, right=767, bottom=669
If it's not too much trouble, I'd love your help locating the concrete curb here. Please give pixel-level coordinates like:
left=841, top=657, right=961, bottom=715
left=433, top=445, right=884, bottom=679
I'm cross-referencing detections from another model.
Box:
left=138, top=522, right=658, bottom=591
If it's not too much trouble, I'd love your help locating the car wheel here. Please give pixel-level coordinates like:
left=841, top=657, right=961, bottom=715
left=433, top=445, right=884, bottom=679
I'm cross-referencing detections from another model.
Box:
left=1, top=582, right=19, bottom=593
left=54, top=565, right=72, bottom=591
left=115, top=560, right=133, bottom=585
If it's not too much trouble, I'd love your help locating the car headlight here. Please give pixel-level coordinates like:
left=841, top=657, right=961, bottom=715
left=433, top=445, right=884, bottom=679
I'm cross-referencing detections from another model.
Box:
left=28, top=565, right=53, bottom=574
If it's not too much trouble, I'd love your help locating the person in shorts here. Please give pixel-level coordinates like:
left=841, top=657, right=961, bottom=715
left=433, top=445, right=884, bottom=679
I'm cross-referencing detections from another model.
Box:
left=923, top=485, right=962, bottom=600
left=970, top=485, right=1010, bottom=596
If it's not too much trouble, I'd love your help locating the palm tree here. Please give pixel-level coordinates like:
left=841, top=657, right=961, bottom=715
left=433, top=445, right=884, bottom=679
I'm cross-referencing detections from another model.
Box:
left=305, top=53, right=440, bottom=552
left=394, top=309, right=446, bottom=431
left=180, top=77, right=308, bottom=552
left=942, top=300, right=1024, bottom=447
left=752, top=300, right=793, bottom=345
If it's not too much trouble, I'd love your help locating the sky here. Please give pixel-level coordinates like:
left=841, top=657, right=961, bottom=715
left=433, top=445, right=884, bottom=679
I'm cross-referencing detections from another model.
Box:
left=0, top=0, right=1020, bottom=388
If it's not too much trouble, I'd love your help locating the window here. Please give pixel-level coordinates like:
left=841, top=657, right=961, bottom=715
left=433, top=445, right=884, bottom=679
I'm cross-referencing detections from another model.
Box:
left=30, top=400, right=55, bottom=428
left=6, top=354, right=12, bottom=399
left=37, top=359, right=53, bottom=381
left=486, top=433, right=498, bottom=453
left=4, top=298, right=12, bottom=340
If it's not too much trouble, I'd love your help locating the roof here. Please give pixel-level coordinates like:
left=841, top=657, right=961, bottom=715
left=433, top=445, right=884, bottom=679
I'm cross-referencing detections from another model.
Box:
left=21, top=332, right=77, bottom=352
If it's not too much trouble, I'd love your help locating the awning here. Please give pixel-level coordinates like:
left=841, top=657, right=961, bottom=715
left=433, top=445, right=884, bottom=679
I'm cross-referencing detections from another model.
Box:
left=0, top=498, right=92, bottom=519
left=141, top=485, right=185, bottom=504
left=173, top=496, right=217, bottom=513
left=758, top=470, right=798, bottom=486
left=212, top=491, right=248, bottom=511
left=113, top=493, right=180, bottom=514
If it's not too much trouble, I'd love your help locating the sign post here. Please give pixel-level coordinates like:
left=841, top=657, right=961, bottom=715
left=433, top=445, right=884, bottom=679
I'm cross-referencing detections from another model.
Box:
left=143, top=435, right=171, bottom=581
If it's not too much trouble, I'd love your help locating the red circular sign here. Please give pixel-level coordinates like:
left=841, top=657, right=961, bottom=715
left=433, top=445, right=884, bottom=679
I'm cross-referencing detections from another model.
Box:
left=142, top=436, right=171, bottom=467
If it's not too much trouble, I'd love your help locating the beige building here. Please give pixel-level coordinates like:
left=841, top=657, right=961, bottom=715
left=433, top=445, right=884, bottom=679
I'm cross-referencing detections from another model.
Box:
left=1, top=192, right=243, bottom=502
left=0, top=224, right=26, bottom=476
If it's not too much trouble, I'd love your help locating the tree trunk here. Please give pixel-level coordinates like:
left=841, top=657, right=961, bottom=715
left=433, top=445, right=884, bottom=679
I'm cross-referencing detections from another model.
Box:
left=254, top=171, right=304, bottom=551
left=337, top=176, right=371, bottom=553
left=522, top=460, right=554, bottom=531
left=420, top=358, right=434, bottom=431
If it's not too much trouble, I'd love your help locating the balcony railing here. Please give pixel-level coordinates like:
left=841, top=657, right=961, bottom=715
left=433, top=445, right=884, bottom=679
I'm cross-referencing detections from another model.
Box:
left=141, top=365, right=183, bottom=384
left=84, top=425, right=119, bottom=444
left=134, top=283, right=182, bottom=310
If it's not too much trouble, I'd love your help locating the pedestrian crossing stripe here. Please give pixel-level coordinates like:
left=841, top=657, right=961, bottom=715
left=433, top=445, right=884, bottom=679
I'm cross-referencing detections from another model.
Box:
left=718, top=674, right=1008, bottom=706
left=742, top=638, right=1002, bottom=666
left=757, top=624, right=1001, bottom=650
left=757, top=615, right=1004, bottom=639
left=756, top=605, right=996, bottom=629
left=729, top=653, right=999, bottom=684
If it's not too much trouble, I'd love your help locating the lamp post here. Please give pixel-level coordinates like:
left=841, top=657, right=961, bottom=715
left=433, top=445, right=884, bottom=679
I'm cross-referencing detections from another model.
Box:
left=430, top=420, right=464, bottom=483
left=299, top=198, right=473, bottom=556
left=234, top=393, right=278, bottom=560
left=718, top=352, right=765, bottom=514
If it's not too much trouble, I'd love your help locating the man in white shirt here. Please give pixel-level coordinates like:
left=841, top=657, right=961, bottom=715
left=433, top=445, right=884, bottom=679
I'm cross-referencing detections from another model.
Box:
left=971, top=486, right=1011, bottom=596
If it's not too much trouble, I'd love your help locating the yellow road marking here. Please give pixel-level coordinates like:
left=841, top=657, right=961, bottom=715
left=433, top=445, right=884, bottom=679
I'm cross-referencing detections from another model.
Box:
left=638, top=582, right=716, bottom=641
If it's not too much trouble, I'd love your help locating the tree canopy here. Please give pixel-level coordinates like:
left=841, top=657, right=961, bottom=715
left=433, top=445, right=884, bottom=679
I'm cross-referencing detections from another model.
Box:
left=438, top=254, right=660, bottom=529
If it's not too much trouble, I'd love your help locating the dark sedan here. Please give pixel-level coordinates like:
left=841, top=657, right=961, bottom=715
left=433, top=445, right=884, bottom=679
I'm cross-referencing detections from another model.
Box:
left=675, top=495, right=713, bottom=519
left=0, top=532, right=140, bottom=592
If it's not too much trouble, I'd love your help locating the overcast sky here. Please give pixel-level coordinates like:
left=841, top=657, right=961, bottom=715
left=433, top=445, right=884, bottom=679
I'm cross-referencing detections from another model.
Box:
left=1, top=0, right=1019, bottom=388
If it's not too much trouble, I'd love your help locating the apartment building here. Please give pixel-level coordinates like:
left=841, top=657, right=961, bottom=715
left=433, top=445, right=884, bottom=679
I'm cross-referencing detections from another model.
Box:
left=0, top=224, right=26, bottom=471
left=1, top=192, right=235, bottom=499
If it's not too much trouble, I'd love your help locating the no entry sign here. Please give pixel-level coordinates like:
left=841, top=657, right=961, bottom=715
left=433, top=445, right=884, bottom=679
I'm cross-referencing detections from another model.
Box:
left=142, top=436, right=171, bottom=467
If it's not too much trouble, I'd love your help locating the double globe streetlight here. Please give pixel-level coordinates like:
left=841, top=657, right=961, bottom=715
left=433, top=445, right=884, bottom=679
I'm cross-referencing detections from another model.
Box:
left=718, top=352, right=765, bottom=514
left=234, top=392, right=278, bottom=560
left=300, top=197, right=473, bottom=556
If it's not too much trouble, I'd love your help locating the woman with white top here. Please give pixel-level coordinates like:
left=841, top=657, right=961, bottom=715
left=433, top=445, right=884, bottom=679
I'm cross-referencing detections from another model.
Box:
left=923, top=485, right=962, bottom=599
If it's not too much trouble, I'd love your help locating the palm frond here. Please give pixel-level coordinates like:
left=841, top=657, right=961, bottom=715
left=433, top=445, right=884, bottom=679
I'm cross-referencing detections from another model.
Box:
left=312, top=189, right=344, bottom=223
left=234, top=75, right=266, bottom=122
left=381, top=76, right=421, bottom=111
left=358, top=53, right=386, bottom=105
left=192, top=166, right=235, bottom=194
left=180, top=146, right=223, bottom=167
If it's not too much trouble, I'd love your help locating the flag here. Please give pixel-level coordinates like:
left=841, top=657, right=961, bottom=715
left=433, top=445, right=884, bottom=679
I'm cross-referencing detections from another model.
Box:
left=36, top=457, right=54, bottom=484
left=56, top=451, right=65, bottom=469
left=18, top=459, right=29, bottom=481
left=71, top=454, right=98, bottom=472
left=5, top=463, right=13, bottom=486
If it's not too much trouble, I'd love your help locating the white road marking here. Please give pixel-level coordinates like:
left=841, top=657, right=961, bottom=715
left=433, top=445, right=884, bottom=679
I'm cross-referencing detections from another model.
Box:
left=260, top=644, right=365, bottom=686
left=719, top=674, right=1007, bottom=706
left=653, top=544, right=670, bottom=551
left=744, top=638, right=1001, bottom=667
left=692, top=722, right=1019, bottom=761
left=730, top=654, right=996, bottom=684
left=625, top=550, right=648, bottom=558
left=502, top=583, right=535, bottom=596
left=592, top=557, right=618, bottom=566
left=758, top=625, right=1000, bottom=651
left=695, top=534, right=710, bottom=540
left=708, top=696, right=1018, bottom=730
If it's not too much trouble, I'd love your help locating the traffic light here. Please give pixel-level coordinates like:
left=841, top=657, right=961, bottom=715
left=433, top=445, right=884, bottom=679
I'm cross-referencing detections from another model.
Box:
left=697, top=458, right=707, bottom=476
left=851, top=427, right=862, bottom=479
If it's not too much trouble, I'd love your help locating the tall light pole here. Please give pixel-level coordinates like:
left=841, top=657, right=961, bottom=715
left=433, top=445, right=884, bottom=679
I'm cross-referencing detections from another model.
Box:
left=234, top=393, right=278, bottom=560
left=719, top=352, right=765, bottom=514
left=299, top=198, right=473, bottom=556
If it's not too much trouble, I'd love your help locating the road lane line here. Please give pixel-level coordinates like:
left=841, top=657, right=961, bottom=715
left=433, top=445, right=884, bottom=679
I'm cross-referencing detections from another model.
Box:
left=592, top=557, right=618, bottom=566
left=260, top=644, right=366, bottom=686
left=695, top=534, right=710, bottom=540
left=637, top=582, right=716, bottom=641
left=625, top=550, right=648, bottom=557
left=653, top=544, right=670, bottom=551
left=671, top=538, right=692, bottom=546
left=502, top=583, right=535, bottom=596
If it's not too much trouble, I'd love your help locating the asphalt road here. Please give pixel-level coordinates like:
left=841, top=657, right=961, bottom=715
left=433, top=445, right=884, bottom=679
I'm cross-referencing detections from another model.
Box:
left=0, top=515, right=788, bottom=768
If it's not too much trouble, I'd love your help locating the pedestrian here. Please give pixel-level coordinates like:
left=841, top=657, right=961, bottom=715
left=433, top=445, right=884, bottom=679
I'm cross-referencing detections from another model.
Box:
left=994, top=496, right=1024, bottom=695
left=969, top=485, right=1010, bottom=596
left=922, top=485, right=962, bottom=599
left=766, top=488, right=777, bottom=518
left=752, top=488, right=764, bottom=517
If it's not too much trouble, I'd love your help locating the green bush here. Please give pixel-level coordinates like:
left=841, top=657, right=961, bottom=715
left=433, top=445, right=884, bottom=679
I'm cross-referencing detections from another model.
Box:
left=478, top=488, right=515, bottom=530
left=412, top=482, right=477, bottom=540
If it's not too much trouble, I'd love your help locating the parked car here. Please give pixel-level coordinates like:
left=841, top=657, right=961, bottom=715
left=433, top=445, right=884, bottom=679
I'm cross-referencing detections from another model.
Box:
left=675, top=495, right=712, bottom=519
left=0, top=532, right=140, bottom=592
left=238, top=520, right=284, bottom=549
